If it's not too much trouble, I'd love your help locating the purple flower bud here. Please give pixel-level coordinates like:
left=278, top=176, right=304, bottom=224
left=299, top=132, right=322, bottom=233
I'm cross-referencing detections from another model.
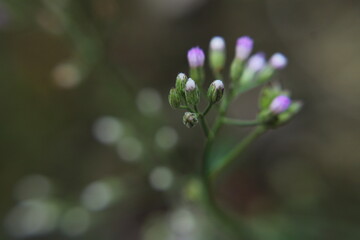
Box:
left=269, top=53, right=288, bottom=69
left=187, top=47, right=205, bottom=68
left=247, top=52, right=266, bottom=72
left=210, top=36, right=225, bottom=51
left=270, top=95, right=291, bottom=114
left=185, top=78, right=196, bottom=91
left=235, top=36, right=253, bottom=60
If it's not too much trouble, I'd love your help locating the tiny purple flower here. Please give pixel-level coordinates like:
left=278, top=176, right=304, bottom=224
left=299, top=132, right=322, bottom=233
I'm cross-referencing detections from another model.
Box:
left=236, top=36, right=253, bottom=60
left=247, top=52, right=266, bottom=72
left=270, top=95, right=291, bottom=114
left=210, top=36, right=225, bottom=51
left=187, top=47, right=205, bottom=68
left=269, top=53, right=288, bottom=69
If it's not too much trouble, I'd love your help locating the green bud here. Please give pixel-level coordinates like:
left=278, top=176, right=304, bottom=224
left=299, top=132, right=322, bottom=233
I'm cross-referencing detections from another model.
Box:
left=207, top=80, right=224, bottom=104
left=185, top=78, right=200, bottom=106
left=183, top=112, right=198, bottom=128
left=175, top=73, right=187, bottom=94
left=168, top=88, right=181, bottom=109
left=209, top=36, right=226, bottom=72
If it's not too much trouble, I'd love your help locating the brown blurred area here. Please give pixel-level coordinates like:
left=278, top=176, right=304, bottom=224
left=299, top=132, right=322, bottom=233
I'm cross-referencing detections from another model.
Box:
left=0, top=0, right=360, bottom=239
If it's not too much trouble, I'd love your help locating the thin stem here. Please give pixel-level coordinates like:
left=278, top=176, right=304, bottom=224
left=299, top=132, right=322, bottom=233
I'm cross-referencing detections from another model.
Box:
left=195, top=105, right=210, bottom=138
left=210, top=92, right=232, bottom=140
left=203, top=102, right=213, bottom=116
left=210, top=125, right=267, bottom=180
left=222, top=118, right=262, bottom=127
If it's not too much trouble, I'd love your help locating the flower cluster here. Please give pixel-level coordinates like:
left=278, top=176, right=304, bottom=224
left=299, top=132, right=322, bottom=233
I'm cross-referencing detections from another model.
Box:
left=167, top=36, right=302, bottom=238
left=168, top=36, right=301, bottom=131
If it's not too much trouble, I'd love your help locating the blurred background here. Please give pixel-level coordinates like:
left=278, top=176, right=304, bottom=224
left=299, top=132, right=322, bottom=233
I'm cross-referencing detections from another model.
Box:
left=1, top=0, right=360, bottom=239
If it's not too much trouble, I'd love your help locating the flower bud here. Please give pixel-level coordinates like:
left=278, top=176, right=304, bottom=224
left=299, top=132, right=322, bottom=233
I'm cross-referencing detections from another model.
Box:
left=209, top=36, right=226, bottom=72
left=269, top=53, right=288, bottom=69
left=168, top=88, right=181, bottom=109
left=187, top=47, right=205, bottom=68
left=210, top=36, right=225, bottom=51
left=207, top=80, right=224, bottom=104
left=240, top=52, right=266, bottom=85
left=175, top=72, right=187, bottom=94
left=235, top=36, right=253, bottom=60
left=185, top=78, right=200, bottom=106
left=247, top=52, right=266, bottom=72
left=183, top=112, right=198, bottom=128
left=270, top=95, right=291, bottom=114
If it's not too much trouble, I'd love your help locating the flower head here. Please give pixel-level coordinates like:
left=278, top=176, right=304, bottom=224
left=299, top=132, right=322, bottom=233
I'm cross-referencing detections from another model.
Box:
left=175, top=72, right=187, bottom=93
left=247, top=52, right=266, bottom=72
left=185, top=78, right=196, bottom=91
left=185, top=78, right=199, bottom=105
left=269, top=53, right=288, bottom=69
left=212, top=80, right=224, bottom=89
left=270, top=95, right=291, bottom=114
left=183, top=112, right=198, bottom=128
left=208, top=80, right=224, bottom=104
left=236, top=36, right=253, bottom=60
left=187, top=47, right=205, bottom=68
left=210, top=36, right=225, bottom=51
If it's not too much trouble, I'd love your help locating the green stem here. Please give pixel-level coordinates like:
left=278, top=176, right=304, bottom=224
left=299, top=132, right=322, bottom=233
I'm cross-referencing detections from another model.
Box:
left=222, top=118, right=262, bottom=127
left=210, top=93, right=232, bottom=140
left=203, top=102, right=213, bottom=116
left=210, top=125, right=268, bottom=180
left=195, top=105, right=210, bottom=138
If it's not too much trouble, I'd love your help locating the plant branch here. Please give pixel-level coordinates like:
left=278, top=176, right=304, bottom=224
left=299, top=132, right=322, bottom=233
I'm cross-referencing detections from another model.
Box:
left=195, top=105, right=210, bottom=138
left=222, top=118, right=262, bottom=127
left=203, top=102, right=213, bottom=116
left=209, top=125, right=268, bottom=180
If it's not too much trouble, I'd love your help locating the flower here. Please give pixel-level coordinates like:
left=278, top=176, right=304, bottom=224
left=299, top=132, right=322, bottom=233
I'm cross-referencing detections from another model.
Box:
left=187, top=47, right=205, bottom=68
left=269, top=53, right=288, bottom=69
left=185, top=78, right=196, bottom=91
left=247, top=52, right=266, bottom=72
left=185, top=78, right=199, bottom=105
left=235, top=36, right=253, bottom=60
left=183, top=112, right=198, bottom=128
left=175, top=72, right=187, bottom=93
left=207, top=80, right=224, bottom=104
left=210, top=36, right=225, bottom=51
left=270, top=95, right=291, bottom=114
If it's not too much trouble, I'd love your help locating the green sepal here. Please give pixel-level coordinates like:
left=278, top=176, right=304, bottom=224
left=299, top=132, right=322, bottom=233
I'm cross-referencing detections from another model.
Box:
left=230, top=58, right=244, bottom=83
left=185, top=86, right=200, bottom=106
left=210, top=51, right=225, bottom=73
left=168, top=88, right=181, bottom=109
left=189, top=67, right=205, bottom=86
